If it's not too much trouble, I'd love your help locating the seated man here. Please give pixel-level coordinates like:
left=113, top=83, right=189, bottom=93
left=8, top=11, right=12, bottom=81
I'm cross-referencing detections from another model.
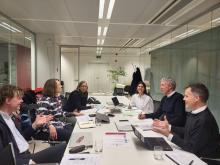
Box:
left=139, top=77, right=186, bottom=126
left=153, top=83, right=220, bottom=158
left=0, top=85, right=67, bottom=165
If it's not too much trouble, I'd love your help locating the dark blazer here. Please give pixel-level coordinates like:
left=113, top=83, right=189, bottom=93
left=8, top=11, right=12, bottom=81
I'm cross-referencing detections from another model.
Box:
left=63, top=90, right=91, bottom=112
left=0, top=115, right=34, bottom=165
left=145, top=92, right=186, bottom=126
left=171, top=108, right=220, bottom=158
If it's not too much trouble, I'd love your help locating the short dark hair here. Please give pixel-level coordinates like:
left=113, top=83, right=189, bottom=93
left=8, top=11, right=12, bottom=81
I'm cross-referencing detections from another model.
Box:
left=43, top=79, right=59, bottom=97
left=186, top=83, right=209, bottom=103
left=136, top=81, right=147, bottom=94
left=0, top=85, right=23, bottom=106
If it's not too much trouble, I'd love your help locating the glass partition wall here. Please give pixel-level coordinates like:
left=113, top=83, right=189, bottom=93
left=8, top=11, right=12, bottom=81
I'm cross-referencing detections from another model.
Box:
left=142, top=7, right=220, bottom=127
left=0, top=13, right=35, bottom=89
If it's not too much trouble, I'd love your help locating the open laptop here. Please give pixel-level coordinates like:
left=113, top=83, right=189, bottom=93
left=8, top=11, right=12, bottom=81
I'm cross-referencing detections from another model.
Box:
left=0, top=143, right=16, bottom=165
left=131, top=125, right=173, bottom=151
left=112, top=97, right=124, bottom=107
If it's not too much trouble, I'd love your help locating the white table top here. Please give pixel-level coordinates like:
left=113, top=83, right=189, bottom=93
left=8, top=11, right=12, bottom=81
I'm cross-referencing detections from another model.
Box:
left=61, top=96, right=186, bottom=165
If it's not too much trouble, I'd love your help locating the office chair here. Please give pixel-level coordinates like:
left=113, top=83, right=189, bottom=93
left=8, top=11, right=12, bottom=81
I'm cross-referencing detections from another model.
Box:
left=153, top=100, right=161, bottom=112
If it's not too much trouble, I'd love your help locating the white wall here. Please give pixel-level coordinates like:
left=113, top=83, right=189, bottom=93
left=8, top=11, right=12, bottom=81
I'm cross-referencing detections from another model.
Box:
left=61, top=51, right=151, bottom=93
left=61, top=51, right=79, bottom=92
left=36, top=34, right=60, bottom=87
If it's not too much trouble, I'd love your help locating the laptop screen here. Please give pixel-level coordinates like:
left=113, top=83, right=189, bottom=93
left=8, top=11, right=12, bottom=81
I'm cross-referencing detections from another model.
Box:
left=112, top=97, right=120, bottom=106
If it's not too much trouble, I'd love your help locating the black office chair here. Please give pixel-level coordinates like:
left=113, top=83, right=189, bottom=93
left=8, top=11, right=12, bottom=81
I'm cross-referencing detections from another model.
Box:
left=113, top=87, right=124, bottom=96
left=153, top=100, right=161, bottom=112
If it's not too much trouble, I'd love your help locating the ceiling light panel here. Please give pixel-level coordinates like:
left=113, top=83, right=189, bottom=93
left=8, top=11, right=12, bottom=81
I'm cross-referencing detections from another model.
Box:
left=107, top=0, right=115, bottom=19
left=99, top=0, right=105, bottom=19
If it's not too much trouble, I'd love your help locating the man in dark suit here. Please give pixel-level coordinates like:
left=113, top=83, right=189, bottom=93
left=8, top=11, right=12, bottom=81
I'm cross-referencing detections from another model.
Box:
left=139, top=77, right=186, bottom=126
left=0, top=85, right=67, bottom=165
left=153, top=83, right=220, bottom=158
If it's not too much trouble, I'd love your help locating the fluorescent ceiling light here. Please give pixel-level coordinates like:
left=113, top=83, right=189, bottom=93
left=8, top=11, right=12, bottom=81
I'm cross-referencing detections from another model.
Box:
left=97, top=39, right=101, bottom=45
left=107, top=0, right=115, bottom=19
left=2, top=22, right=21, bottom=32
left=175, top=29, right=200, bottom=39
left=98, top=26, right=102, bottom=36
left=25, top=37, right=31, bottom=41
left=99, top=0, right=105, bottom=19
left=212, top=17, right=220, bottom=23
left=0, top=23, right=16, bottom=32
left=103, top=26, right=108, bottom=36
left=101, top=39, right=105, bottom=45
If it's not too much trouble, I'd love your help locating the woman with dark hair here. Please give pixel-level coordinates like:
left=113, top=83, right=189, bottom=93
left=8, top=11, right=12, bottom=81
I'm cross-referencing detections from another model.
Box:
left=63, top=81, right=91, bottom=115
left=35, top=79, right=73, bottom=142
left=130, top=81, right=154, bottom=114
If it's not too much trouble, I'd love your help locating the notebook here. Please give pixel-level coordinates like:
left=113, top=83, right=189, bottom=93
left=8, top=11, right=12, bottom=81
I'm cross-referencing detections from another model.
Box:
left=76, top=115, right=96, bottom=129
left=131, top=125, right=173, bottom=151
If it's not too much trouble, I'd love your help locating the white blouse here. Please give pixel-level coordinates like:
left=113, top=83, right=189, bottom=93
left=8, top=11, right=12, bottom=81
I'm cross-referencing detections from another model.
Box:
left=130, top=94, right=154, bottom=114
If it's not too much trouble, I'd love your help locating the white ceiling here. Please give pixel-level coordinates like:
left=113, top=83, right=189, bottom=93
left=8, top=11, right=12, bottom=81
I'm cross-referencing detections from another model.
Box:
left=0, top=0, right=220, bottom=50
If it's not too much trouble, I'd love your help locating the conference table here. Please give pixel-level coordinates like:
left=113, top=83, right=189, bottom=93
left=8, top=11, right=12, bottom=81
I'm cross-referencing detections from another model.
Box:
left=60, top=95, right=203, bottom=165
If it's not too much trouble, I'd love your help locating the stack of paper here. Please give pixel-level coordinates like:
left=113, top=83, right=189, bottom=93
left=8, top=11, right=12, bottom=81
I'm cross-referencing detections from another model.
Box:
left=61, top=154, right=100, bottom=165
left=115, top=121, right=132, bottom=132
left=165, top=150, right=207, bottom=165
left=103, top=132, right=129, bottom=148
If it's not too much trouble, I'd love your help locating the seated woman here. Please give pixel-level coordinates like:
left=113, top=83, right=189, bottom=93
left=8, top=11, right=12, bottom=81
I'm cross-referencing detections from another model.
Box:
left=130, top=81, right=154, bottom=114
left=35, top=79, right=74, bottom=142
left=63, top=81, right=92, bottom=115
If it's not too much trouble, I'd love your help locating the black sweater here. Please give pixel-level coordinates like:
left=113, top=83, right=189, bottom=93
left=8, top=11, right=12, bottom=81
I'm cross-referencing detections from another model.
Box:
left=171, top=108, right=220, bottom=158
left=63, top=90, right=91, bottom=112
left=145, top=92, right=186, bottom=126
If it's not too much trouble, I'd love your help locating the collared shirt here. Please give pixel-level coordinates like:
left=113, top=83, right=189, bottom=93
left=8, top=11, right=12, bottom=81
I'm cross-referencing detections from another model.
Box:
left=0, top=111, right=29, bottom=153
left=167, top=105, right=207, bottom=141
left=130, top=94, right=154, bottom=114
left=191, top=105, right=207, bottom=114
left=167, top=91, right=176, bottom=98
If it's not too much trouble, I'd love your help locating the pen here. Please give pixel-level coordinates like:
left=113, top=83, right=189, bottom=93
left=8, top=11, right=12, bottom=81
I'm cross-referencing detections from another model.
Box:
left=69, top=158, right=85, bottom=160
left=165, top=154, right=179, bottom=165
left=189, top=160, right=194, bottom=165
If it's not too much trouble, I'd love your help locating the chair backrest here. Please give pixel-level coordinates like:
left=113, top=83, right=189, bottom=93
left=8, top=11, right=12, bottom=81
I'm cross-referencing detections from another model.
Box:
left=0, top=143, right=16, bottom=165
left=153, top=100, right=161, bottom=112
left=113, top=88, right=124, bottom=96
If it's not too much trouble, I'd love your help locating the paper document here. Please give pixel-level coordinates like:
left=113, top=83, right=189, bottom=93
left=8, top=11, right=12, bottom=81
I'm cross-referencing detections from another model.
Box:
left=103, top=132, right=129, bottom=148
left=69, top=132, right=93, bottom=147
left=60, top=154, right=101, bottom=165
left=115, top=121, right=132, bottom=132
left=76, top=115, right=92, bottom=123
left=165, top=150, right=207, bottom=165
left=76, top=115, right=96, bottom=129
